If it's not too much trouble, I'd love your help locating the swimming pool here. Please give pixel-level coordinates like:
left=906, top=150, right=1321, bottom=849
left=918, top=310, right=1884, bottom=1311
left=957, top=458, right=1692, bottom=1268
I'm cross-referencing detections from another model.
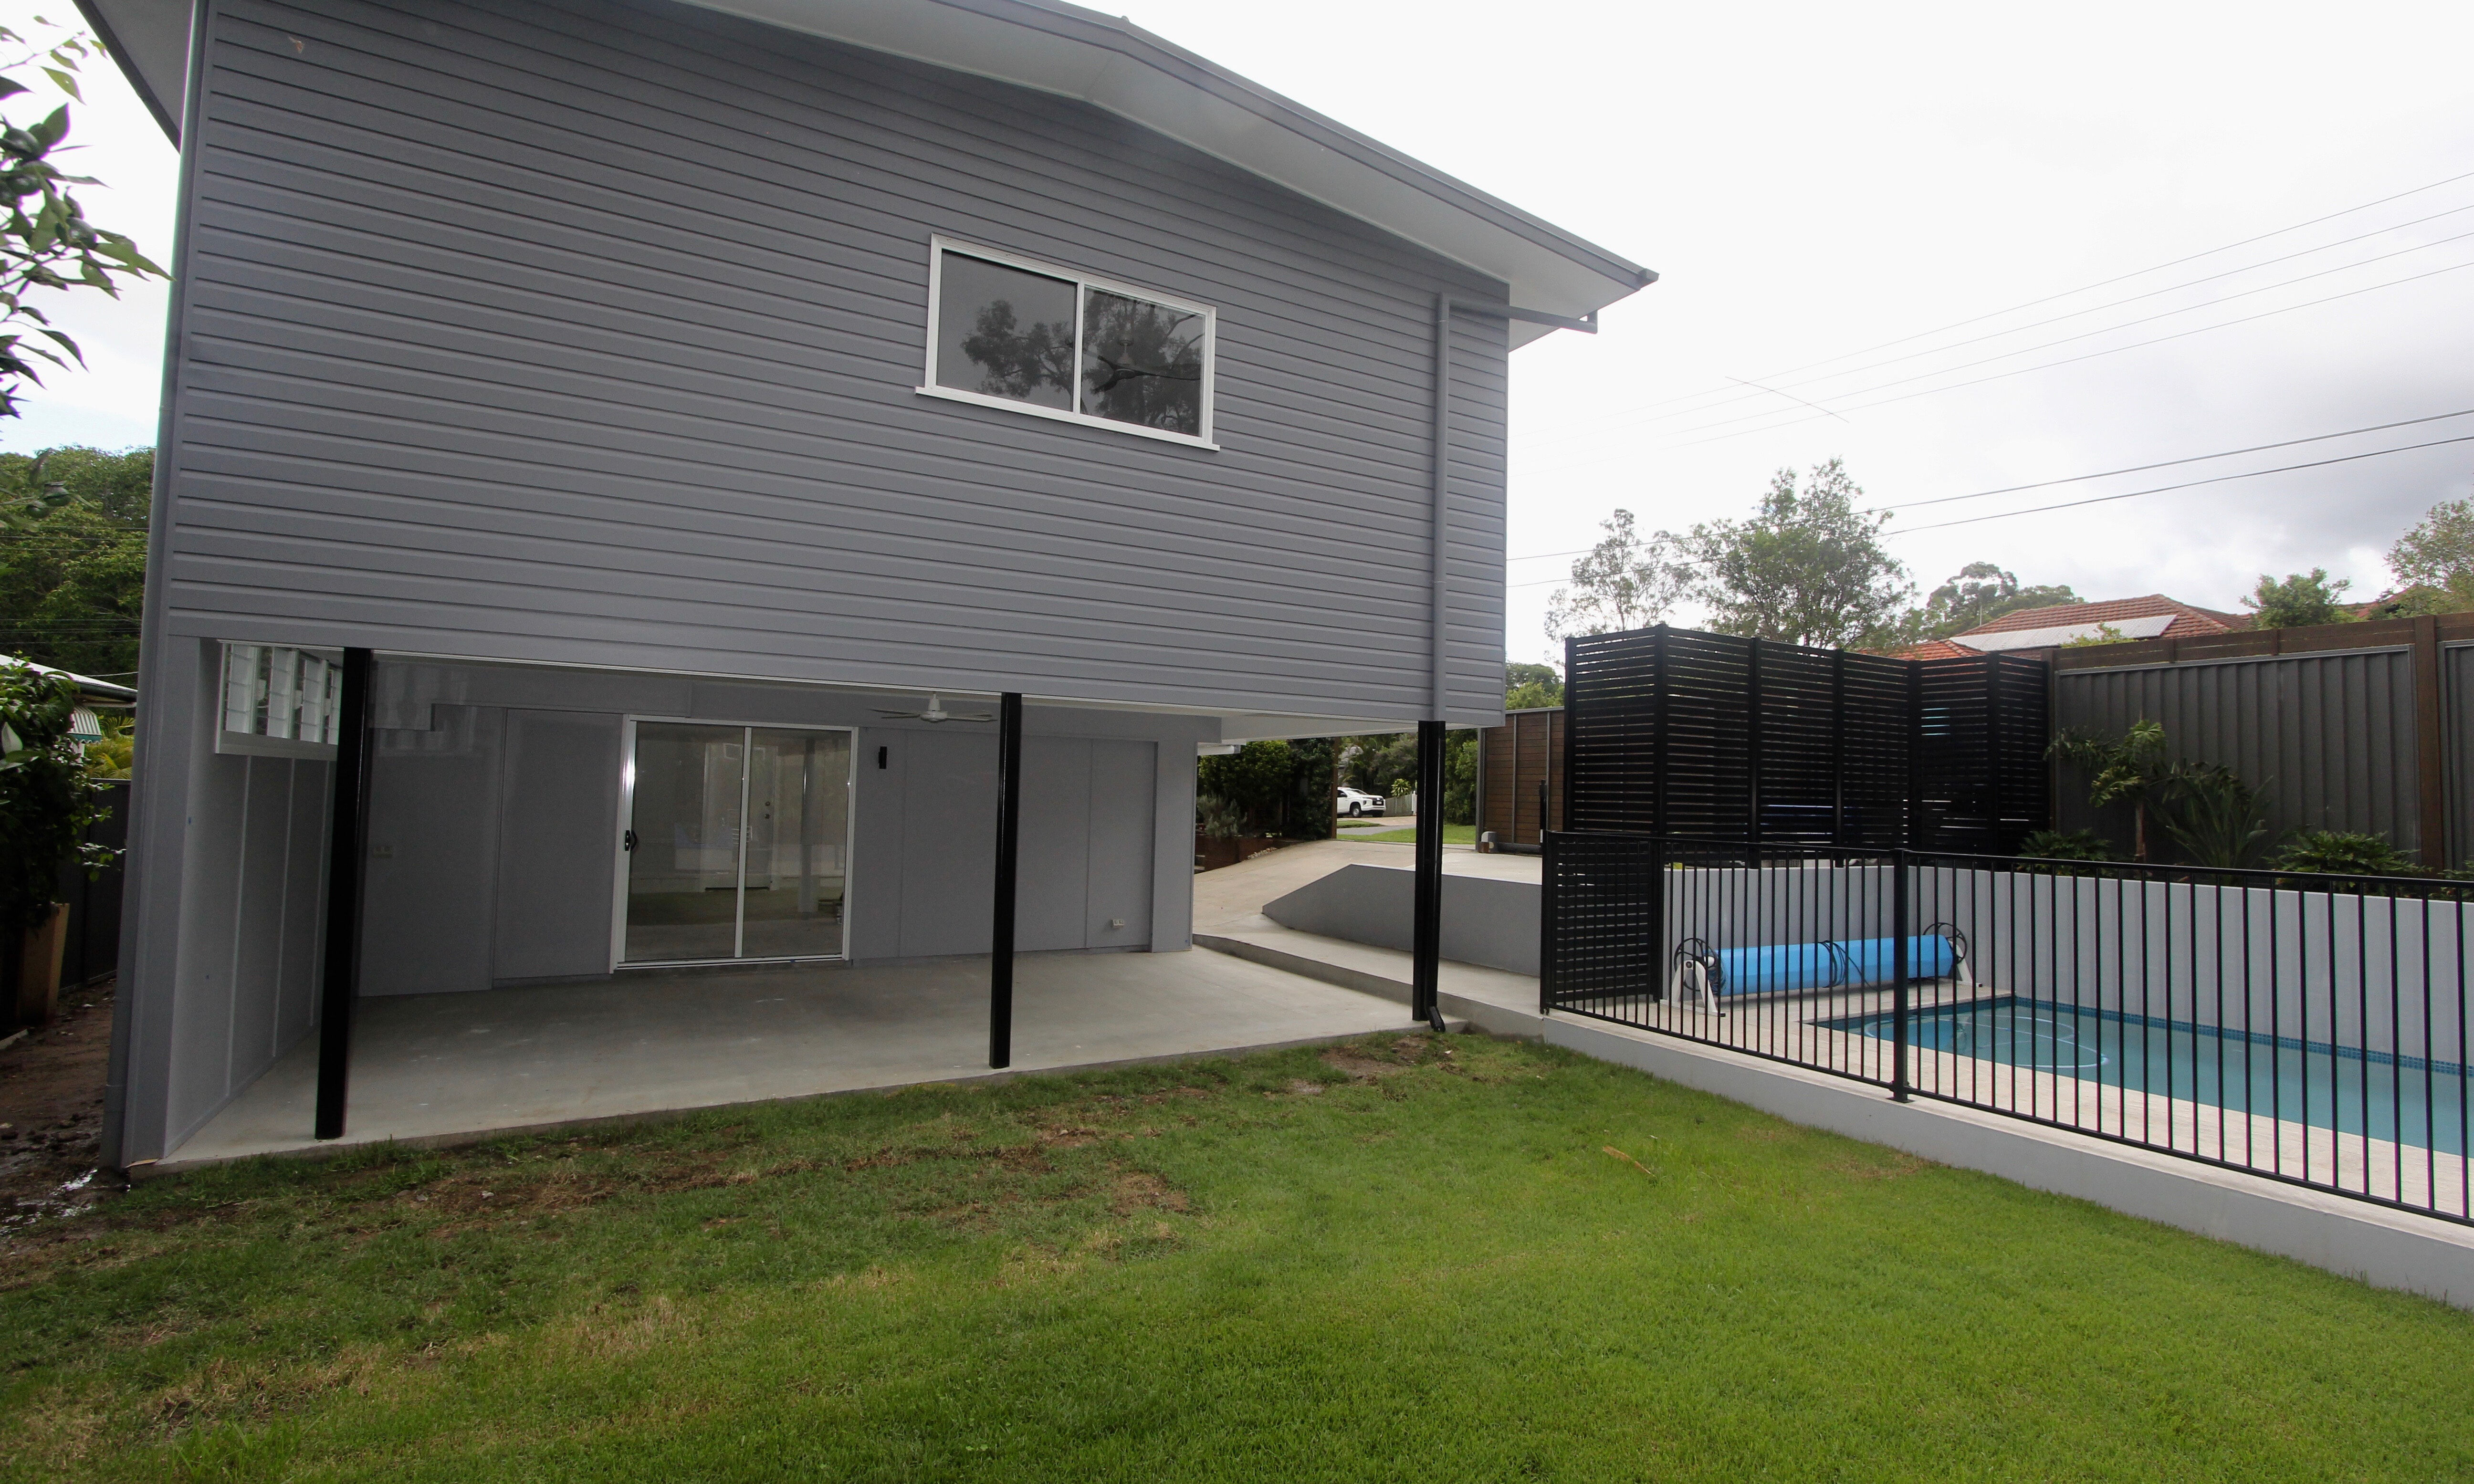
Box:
left=1823, top=996, right=2474, bottom=1154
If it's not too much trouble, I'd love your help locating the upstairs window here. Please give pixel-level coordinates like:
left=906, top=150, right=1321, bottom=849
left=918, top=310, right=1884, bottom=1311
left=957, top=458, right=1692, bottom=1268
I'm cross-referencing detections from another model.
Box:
left=920, top=238, right=1216, bottom=448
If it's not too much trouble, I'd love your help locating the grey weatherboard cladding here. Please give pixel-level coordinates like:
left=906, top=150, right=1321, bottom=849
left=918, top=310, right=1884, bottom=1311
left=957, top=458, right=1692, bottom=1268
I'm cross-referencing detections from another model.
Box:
left=162, top=0, right=1512, bottom=722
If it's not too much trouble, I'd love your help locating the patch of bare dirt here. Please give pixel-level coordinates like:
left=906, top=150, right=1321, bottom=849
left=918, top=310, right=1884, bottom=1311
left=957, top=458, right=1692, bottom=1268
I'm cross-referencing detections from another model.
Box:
left=1830, top=1151, right=1933, bottom=1181
left=1108, top=1169, right=1189, bottom=1217
left=1321, top=1035, right=1438, bottom=1082
left=0, top=977, right=122, bottom=1237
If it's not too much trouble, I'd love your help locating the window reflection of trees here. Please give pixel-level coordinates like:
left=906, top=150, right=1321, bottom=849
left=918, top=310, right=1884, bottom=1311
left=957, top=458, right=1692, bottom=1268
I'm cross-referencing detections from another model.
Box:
left=1081, top=290, right=1203, bottom=434
left=959, top=299, right=1075, bottom=402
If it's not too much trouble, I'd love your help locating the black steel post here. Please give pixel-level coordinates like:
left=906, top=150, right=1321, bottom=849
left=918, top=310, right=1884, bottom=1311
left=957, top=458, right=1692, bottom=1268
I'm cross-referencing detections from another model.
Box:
left=1413, top=717, right=1447, bottom=1032
left=314, top=646, right=376, bottom=1141
left=989, top=691, right=1023, bottom=1069
left=1891, top=846, right=1912, bottom=1102
left=1537, top=825, right=1556, bottom=1016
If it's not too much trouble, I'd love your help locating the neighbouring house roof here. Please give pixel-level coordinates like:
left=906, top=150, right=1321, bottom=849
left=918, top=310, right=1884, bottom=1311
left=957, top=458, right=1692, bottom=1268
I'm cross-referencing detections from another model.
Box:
left=1881, top=638, right=1983, bottom=661
left=78, top=0, right=1655, bottom=341
left=1946, top=595, right=2245, bottom=654
left=1, top=654, right=137, bottom=707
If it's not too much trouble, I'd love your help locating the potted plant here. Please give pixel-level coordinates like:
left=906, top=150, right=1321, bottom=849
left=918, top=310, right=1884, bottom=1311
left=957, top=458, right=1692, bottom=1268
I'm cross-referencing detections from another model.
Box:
left=0, top=665, right=116, bottom=1025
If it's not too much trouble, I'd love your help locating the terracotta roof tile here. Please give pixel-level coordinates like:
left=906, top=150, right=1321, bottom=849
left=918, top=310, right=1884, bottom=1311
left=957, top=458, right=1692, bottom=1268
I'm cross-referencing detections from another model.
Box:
left=1956, top=594, right=2245, bottom=640
left=1881, top=638, right=1983, bottom=660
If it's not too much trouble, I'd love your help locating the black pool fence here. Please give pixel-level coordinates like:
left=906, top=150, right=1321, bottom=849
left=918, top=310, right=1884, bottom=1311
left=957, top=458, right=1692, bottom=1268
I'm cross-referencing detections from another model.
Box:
left=1542, top=830, right=2474, bottom=1224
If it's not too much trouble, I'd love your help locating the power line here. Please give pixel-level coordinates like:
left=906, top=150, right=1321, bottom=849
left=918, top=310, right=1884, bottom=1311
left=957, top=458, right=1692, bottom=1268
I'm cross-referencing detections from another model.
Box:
left=1636, top=203, right=2474, bottom=431
left=1609, top=163, right=2474, bottom=423
left=1503, top=407, right=2474, bottom=568
left=1653, top=234, right=2474, bottom=445
left=1656, top=254, right=2474, bottom=452
left=1890, top=433, right=2474, bottom=535
left=1870, top=406, right=2474, bottom=512
left=1503, top=428, right=2474, bottom=592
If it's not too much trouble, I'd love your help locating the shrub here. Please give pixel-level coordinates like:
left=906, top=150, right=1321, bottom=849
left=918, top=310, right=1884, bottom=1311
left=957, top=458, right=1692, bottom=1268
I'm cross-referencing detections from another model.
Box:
left=1195, top=795, right=1247, bottom=840
left=2018, top=828, right=2115, bottom=862
left=2159, top=762, right=2272, bottom=868
left=2275, top=830, right=2421, bottom=878
left=0, top=665, right=116, bottom=934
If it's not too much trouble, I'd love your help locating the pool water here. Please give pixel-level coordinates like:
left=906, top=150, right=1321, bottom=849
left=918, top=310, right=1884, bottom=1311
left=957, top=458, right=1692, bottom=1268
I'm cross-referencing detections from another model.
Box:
left=1825, top=996, right=2474, bottom=1155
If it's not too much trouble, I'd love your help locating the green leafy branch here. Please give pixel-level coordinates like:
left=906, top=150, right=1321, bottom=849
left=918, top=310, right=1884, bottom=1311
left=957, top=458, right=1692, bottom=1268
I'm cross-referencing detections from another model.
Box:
left=0, top=19, right=164, bottom=508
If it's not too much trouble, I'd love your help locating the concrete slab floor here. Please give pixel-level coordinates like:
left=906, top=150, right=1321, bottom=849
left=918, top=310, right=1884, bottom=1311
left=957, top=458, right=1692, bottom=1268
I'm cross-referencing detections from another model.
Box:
left=161, top=948, right=1424, bottom=1168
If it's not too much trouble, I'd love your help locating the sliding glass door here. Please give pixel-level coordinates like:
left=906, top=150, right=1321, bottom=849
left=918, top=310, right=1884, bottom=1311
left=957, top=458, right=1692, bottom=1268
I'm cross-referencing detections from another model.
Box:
left=621, top=722, right=852, bottom=965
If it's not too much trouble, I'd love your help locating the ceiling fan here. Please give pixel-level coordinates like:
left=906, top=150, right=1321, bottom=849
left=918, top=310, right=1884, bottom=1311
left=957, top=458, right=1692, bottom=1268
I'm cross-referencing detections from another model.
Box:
left=872, top=693, right=994, bottom=724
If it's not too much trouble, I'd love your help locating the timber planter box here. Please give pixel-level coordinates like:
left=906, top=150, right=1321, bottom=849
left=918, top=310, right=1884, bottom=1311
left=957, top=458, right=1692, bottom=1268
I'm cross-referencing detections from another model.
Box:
left=1194, top=834, right=1282, bottom=871
left=12, top=902, right=71, bottom=1027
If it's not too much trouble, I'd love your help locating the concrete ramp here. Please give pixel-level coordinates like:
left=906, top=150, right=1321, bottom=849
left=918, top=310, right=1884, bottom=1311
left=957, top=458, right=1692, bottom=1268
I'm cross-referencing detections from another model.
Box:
left=1262, top=863, right=1539, bottom=976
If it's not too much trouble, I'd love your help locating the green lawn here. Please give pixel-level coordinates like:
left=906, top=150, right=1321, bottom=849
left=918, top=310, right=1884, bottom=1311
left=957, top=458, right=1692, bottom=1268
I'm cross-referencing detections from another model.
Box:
left=7, top=1035, right=2472, bottom=1481
left=1338, top=822, right=1477, bottom=846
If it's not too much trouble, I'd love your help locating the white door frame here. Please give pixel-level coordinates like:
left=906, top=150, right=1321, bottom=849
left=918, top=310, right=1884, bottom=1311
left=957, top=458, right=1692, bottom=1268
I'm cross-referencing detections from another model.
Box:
left=610, top=715, right=860, bottom=971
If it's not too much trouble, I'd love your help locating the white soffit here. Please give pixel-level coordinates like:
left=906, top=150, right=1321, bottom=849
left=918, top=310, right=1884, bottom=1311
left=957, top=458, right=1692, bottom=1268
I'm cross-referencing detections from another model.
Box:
left=86, top=0, right=1653, bottom=342
left=73, top=0, right=190, bottom=141
left=1961, top=615, right=2178, bottom=652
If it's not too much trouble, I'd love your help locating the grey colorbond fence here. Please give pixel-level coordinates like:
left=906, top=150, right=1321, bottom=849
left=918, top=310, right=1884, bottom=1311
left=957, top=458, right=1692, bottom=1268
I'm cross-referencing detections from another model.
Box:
left=2051, top=612, right=2474, bottom=867
left=1541, top=831, right=2474, bottom=1224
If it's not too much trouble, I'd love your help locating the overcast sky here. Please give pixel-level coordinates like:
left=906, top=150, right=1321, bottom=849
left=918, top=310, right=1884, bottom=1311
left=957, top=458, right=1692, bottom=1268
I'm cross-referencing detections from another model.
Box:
left=15, top=0, right=2474, bottom=669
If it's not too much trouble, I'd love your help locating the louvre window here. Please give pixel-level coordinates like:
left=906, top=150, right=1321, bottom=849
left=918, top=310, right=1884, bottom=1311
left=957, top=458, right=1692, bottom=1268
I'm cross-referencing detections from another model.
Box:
left=217, top=643, right=341, bottom=758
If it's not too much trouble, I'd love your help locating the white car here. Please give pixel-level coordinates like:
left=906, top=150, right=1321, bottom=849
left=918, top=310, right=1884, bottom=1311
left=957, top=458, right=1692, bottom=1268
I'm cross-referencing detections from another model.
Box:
left=1336, top=786, right=1388, bottom=818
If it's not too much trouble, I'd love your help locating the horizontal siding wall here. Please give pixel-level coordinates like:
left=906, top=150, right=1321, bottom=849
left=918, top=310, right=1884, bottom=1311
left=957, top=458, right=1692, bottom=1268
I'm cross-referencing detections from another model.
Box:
left=2053, top=649, right=2422, bottom=853
left=165, top=0, right=1511, bottom=724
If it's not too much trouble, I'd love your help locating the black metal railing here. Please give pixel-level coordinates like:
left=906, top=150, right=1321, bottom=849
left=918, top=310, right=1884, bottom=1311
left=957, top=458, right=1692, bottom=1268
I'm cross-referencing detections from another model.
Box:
left=1542, top=830, right=2474, bottom=1224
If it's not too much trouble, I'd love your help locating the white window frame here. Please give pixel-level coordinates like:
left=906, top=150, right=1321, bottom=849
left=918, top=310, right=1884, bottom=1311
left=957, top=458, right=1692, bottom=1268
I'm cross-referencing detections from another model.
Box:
left=917, top=235, right=1219, bottom=450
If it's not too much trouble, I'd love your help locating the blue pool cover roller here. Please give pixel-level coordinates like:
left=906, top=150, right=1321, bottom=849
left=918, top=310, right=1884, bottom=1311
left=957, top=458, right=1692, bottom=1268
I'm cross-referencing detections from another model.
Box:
left=1683, top=934, right=1959, bottom=998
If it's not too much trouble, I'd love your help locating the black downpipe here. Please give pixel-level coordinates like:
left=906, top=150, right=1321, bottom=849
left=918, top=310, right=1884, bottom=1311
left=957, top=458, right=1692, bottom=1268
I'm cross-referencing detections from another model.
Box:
left=313, top=646, right=376, bottom=1141
left=1412, top=718, right=1447, bottom=1033
left=989, top=692, right=1023, bottom=1068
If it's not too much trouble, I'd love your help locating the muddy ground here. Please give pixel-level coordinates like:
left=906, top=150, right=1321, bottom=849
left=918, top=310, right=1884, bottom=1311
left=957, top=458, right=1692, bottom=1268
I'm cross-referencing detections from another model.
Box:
left=0, top=979, right=118, bottom=1230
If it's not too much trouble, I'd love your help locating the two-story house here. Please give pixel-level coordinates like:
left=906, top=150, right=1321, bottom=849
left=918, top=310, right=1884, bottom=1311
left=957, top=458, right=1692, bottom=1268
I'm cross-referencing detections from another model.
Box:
left=82, top=0, right=1652, bottom=1167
